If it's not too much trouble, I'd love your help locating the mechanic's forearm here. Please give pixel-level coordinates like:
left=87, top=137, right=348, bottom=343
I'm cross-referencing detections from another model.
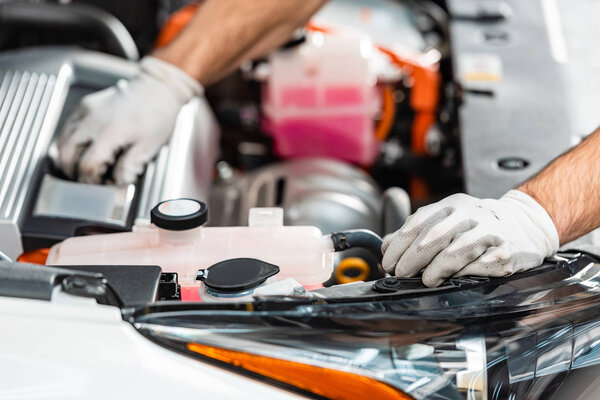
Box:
left=519, top=128, right=600, bottom=244
left=200, top=22, right=309, bottom=84
left=152, top=0, right=326, bottom=86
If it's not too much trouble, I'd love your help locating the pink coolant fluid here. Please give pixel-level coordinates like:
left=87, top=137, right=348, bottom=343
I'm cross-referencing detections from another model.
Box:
left=262, top=32, right=380, bottom=165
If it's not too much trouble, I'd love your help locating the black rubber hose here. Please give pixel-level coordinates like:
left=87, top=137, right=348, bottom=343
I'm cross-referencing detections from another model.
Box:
left=0, top=2, right=139, bottom=60
left=330, top=230, right=384, bottom=263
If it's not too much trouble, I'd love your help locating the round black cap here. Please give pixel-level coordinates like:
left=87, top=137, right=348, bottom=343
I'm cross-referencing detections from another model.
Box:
left=151, top=198, right=207, bottom=231
left=196, top=258, right=280, bottom=293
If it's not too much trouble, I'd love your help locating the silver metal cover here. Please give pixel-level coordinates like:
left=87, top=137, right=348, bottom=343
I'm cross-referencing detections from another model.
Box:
left=0, top=70, right=63, bottom=224
left=449, top=0, right=600, bottom=198
left=0, top=47, right=218, bottom=260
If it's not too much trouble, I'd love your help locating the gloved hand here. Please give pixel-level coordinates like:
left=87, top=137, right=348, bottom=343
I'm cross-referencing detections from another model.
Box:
left=57, top=56, right=203, bottom=184
left=382, top=190, right=559, bottom=287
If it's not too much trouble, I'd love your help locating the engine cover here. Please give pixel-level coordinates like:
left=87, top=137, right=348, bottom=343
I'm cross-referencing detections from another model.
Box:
left=0, top=47, right=219, bottom=259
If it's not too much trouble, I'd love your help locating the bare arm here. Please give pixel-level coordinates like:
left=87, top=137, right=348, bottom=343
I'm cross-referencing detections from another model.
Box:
left=519, top=128, right=600, bottom=244
left=152, top=0, right=327, bottom=86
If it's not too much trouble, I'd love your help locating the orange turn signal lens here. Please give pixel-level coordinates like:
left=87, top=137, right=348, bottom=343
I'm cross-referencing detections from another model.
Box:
left=187, top=343, right=413, bottom=400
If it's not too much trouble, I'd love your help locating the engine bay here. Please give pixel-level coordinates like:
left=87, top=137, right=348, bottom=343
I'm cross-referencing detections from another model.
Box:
left=2, top=0, right=600, bottom=305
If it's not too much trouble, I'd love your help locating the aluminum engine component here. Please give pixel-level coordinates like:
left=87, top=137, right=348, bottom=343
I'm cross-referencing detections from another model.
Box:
left=210, top=158, right=409, bottom=235
left=449, top=0, right=600, bottom=198
left=210, top=158, right=382, bottom=233
left=0, top=2, right=140, bottom=61
left=0, top=47, right=219, bottom=259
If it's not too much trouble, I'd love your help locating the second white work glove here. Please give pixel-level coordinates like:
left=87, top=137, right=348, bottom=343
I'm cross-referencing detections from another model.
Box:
left=58, top=56, right=203, bottom=184
left=382, top=190, right=560, bottom=287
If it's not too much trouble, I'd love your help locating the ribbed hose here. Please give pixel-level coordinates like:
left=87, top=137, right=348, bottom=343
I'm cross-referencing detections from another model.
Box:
left=330, top=230, right=383, bottom=263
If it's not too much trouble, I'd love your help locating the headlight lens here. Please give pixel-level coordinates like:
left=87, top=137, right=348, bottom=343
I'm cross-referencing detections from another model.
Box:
left=186, top=342, right=412, bottom=400
left=135, top=320, right=487, bottom=400
left=131, top=254, right=600, bottom=400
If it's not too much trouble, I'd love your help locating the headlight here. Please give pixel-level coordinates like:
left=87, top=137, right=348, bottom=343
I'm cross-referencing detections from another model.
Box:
left=129, top=253, right=600, bottom=400
left=133, top=312, right=487, bottom=399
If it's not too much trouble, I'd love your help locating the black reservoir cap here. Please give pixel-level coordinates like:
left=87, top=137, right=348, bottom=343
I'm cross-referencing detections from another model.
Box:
left=151, top=198, right=207, bottom=231
left=196, top=258, right=280, bottom=293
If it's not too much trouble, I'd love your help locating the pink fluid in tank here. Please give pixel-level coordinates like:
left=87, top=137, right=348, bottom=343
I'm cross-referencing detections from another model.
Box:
left=262, top=31, right=380, bottom=165
left=281, top=87, right=318, bottom=107
left=264, top=113, right=378, bottom=165
left=324, top=86, right=364, bottom=106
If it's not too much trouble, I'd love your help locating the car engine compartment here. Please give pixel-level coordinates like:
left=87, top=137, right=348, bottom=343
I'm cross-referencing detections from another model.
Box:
left=3, top=0, right=600, bottom=301
left=6, top=1, right=600, bottom=399
left=2, top=0, right=600, bottom=301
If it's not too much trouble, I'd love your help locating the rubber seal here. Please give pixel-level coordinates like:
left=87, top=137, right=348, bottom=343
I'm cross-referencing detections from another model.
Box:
left=151, top=198, right=207, bottom=231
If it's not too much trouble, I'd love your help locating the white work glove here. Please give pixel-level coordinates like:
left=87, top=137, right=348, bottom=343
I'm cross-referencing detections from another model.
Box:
left=382, top=190, right=559, bottom=287
left=57, top=56, right=203, bottom=184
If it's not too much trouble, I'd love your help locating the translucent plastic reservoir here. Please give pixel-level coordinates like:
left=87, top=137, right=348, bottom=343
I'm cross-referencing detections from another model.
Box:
left=262, top=32, right=380, bottom=165
left=47, top=208, right=335, bottom=297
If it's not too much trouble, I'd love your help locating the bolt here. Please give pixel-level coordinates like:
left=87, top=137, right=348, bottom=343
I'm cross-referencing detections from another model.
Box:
left=71, top=278, right=87, bottom=289
left=293, top=286, right=307, bottom=295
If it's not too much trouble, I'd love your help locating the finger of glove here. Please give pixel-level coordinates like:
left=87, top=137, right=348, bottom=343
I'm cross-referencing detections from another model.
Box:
left=58, top=106, right=87, bottom=141
left=393, top=212, right=474, bottom=278
left=382, top=202, right=454, bottom=254
left=113, top=140, right=164, bottom=185
left=77, top=125, right=133, bottom=184
left=421, top=231, right=498, bottom=287
left=57, top=87, right=117, bottom=154
left=402, top=202, right=456, bottom=235
left=382, top=206, right=453, bottom=274
left=381, top=233, right=396, bottom=254
left=57, top=116, right=97, bottom=179
left=453, top=246, right=513, bottom=278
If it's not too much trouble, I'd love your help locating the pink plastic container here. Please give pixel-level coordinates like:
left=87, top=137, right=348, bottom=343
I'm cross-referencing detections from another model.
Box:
left=262, top=32, right=380, bottom=165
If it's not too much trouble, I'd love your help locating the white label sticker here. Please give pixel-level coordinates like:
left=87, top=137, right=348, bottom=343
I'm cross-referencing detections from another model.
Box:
left=458, top=54, right=503, bottom=83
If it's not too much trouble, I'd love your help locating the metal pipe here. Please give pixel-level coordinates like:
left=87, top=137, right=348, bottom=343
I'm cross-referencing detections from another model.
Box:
left=0, top=2, right=139, bottom=60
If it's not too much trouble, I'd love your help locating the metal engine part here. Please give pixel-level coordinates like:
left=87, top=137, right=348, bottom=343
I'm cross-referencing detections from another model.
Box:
left=0, top=2, right=140, bottom=61
left=210, top=158, right=386, bottom=234
left=0, top=47, right=219, bottom=260
left=449, top=0, right=600, bottom=198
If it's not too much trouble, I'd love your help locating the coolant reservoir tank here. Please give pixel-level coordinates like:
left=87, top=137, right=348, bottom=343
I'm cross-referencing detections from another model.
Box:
left=47, top=199, right=335, bottom=301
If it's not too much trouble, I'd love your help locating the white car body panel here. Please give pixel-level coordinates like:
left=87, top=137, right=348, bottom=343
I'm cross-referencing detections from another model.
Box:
left=0, top=296, right=304, bottom=400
